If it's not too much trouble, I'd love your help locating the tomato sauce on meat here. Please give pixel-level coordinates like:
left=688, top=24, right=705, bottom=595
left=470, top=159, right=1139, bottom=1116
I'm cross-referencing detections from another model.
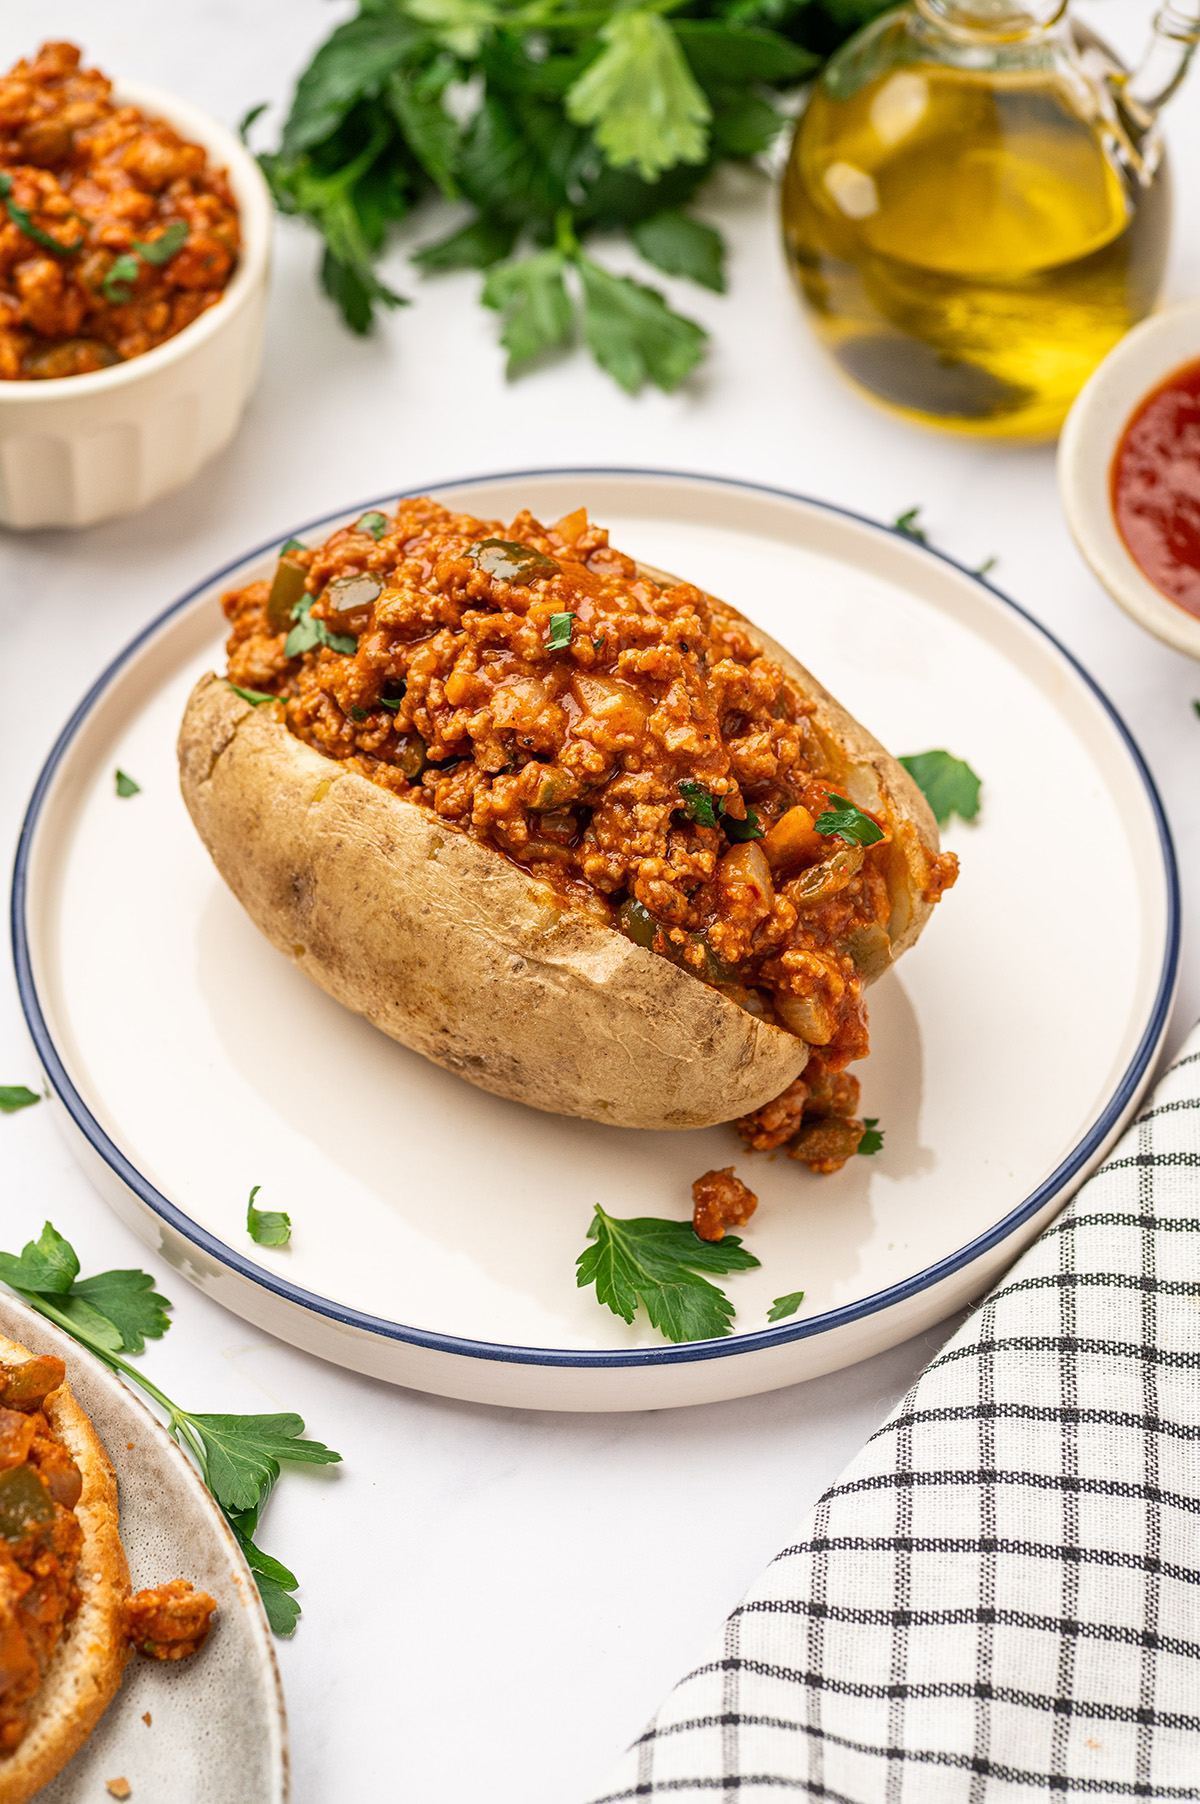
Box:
left=224, top=499, right=957, bottom=1072
left=1112, top=358, right=1200, bottom=619
left=0, top=1355, right=83, bottom=1754
left=0, top=42, right=239, bottom=380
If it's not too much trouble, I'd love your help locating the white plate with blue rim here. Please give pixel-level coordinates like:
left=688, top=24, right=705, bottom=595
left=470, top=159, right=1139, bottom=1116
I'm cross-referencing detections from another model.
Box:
left=11, top=470, right=1178, bottom=1411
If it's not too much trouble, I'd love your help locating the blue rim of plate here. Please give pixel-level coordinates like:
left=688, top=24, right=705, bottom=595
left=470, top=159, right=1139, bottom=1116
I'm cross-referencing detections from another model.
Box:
left=10, top=468, right=1181, bottom=1371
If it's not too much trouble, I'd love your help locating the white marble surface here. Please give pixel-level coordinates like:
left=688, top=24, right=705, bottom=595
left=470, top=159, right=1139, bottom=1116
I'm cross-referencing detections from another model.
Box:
left=0, top=5, right=1197, bottom=1799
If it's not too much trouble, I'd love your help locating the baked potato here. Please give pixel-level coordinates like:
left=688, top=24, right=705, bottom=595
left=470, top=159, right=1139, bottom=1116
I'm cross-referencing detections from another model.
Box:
left=179, top=499, right=955, bottom=1130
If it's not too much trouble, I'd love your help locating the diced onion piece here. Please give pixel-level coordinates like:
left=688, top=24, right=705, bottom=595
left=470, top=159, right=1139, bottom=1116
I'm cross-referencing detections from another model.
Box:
left=716, top=840, right=774, bottom=925
left=775, top=991, right=837, bottom=1045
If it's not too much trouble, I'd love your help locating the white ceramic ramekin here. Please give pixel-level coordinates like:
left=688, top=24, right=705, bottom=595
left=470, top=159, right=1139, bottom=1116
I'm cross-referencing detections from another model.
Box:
left=1058, top=300, right=1200, bottom=662
left=0, top=80, right=272, bottom=530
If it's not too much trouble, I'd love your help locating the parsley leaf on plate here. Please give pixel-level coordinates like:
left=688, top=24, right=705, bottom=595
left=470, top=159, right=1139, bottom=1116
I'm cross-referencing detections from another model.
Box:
left=767, top=1290, right=805, bottom=1322
left=577, top=1207, right=760, bottom=1343
left=246, top=1185, right=292, bottom=1249
left=565, top=11, right=711, bottom=181
left=899, top=750, right=982, bottom=826
left=631, top=210, right=726, bottom=292
left=481, top=250, right=573, bottom=375
left=858, top=1118, right=884, bottom=1156
left=115, top=770, right=141, bottom=798
left=0, top=1086, right=40, bottom=1114
left=893, top=506, right=927, bottom=543
left=355, top=510, right=388, bottom=540
left=578, top=255, right=707, bottom=394
left=546, top=612, right=576, bottom=651
left=814, top=792, right=884, bottom=847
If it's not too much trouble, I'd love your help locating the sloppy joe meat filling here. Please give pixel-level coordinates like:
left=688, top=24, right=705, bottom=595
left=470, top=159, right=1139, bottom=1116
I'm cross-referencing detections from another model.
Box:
left=0, top=1354, right=83, bottom=1754
left=0, top=41, right=240, bottom=380
left=0, top=1354, right=219, bottom=1761
left=224, top=498, right=957, bottom=1070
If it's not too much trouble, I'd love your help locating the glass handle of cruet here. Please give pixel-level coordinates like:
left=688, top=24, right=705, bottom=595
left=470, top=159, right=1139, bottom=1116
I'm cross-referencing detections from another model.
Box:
left=1121, top=0, right=1200, bottom=127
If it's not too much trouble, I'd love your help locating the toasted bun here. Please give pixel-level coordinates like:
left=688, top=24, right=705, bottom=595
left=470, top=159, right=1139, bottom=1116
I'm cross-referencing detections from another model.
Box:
left=0, top=1333, right=130, bottom=1804
left=178, top=568, right=943, bottom=1130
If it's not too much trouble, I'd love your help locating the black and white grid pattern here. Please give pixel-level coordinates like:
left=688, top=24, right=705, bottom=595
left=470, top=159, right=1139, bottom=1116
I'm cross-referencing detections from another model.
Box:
left=588, top=1031, right=1200, bottom=1801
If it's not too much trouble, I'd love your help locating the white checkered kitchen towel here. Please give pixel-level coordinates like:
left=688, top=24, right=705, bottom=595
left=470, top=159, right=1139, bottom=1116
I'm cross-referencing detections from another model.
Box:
left=586, top=1028, right=1200, bottom=1802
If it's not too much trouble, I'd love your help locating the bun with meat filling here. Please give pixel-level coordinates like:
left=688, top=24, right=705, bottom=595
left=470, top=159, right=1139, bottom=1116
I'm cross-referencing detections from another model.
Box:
left=179, top=499, right=957, bottom=1130
left=0, top=1331, right=128, bottom=1804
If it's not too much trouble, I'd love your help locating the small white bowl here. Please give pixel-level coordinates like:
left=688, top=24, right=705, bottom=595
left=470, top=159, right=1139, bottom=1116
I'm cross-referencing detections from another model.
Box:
left=0, top=79, right=272, bottom=530
left=1059, top=300, right=1200, bottom=661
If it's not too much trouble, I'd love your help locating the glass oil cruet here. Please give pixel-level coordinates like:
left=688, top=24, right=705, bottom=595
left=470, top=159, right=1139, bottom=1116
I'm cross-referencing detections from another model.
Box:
left=780, top=0, right=1200, bottom=437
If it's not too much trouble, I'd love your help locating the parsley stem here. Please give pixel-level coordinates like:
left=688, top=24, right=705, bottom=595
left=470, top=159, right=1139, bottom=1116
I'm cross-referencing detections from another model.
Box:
left=555, top=207, right=580, bottom=258
left=10, top=1285, right=211, bottom=1481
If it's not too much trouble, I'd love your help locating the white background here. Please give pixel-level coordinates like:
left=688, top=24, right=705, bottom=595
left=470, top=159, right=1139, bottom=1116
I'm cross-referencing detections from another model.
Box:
left=0, top=5, right=1197, bottom=1799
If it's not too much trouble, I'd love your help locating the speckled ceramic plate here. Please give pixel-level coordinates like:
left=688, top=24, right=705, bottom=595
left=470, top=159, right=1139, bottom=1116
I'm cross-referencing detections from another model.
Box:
left=0, top=1294, right=287, bottom=1803
left=11, top=471, right=1179, bottom=1411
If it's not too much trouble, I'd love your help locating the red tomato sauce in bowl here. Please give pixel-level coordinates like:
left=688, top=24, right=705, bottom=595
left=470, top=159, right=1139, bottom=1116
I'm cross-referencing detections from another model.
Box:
left=1111, top=359, right=1200, bottom=620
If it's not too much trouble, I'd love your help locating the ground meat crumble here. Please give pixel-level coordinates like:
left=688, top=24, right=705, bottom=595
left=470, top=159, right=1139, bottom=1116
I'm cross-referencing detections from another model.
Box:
left=223, top=497, right=958, bottom=1083
left=0, top=41, right=239, bottom=379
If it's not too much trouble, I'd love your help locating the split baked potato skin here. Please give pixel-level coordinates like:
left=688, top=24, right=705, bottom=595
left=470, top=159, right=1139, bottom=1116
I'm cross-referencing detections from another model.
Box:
left=178, top=579, right=944, bottom=1131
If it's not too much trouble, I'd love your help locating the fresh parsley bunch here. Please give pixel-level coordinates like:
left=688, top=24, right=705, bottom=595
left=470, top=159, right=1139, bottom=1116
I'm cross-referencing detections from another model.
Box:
left=251, top=0, right=890, bottom=390
left=0, top=1223, right=341, bottom=1635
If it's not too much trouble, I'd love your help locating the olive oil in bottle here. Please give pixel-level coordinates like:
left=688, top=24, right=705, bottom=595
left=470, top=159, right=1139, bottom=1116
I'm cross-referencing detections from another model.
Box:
left=781, top=1, right=1175, bottom=438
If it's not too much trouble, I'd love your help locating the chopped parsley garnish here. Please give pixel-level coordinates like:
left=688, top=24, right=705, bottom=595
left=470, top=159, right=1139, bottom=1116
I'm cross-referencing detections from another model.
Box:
left=246, top=1185, right=292, bottom=1248
left=974, top=555, right=998, bottom=578
left=722, top=806, right=763, bottom=843
left=767, top=1290, right=805, bottom=1322
left=102, top=252, right=140, bottom=303
left=0, top=1086, right=40, bottom=1114
left=115, top=770, right=141, bottom=798
left=284, top=596, right=358, bottom=659
left=545, top=611, right=576, bottom=651
left=469, top=539, right=560, bottom=583
left=0, top=1222, right=339, bottom=1635
left=813, top=793, right=883, bottom=847
left=0, top=175, right=84, bottom=256
left=380, top=691, right=405, bottom=711
left=899, top=750, right=982, bottom=826
left=677, top=779, right=718, bottom=828
left=228, top=683, right=279, bottom=707
left=349, top=704, right=367, bottom=721
left=1192, top=700, right=1200, bottom=720
left=576, top=1207, right=760, bottom=1343
left=355, top=511, right=388, bottom=540
left=282, top=537, right=306, bottom=555
left=676, top=782, right=763, bottom=839
left=133, top=220, right=189, bottom=265
left=858, top=1118, right=884, bottom=1156
left=893, top=506, right=927, bottom=544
